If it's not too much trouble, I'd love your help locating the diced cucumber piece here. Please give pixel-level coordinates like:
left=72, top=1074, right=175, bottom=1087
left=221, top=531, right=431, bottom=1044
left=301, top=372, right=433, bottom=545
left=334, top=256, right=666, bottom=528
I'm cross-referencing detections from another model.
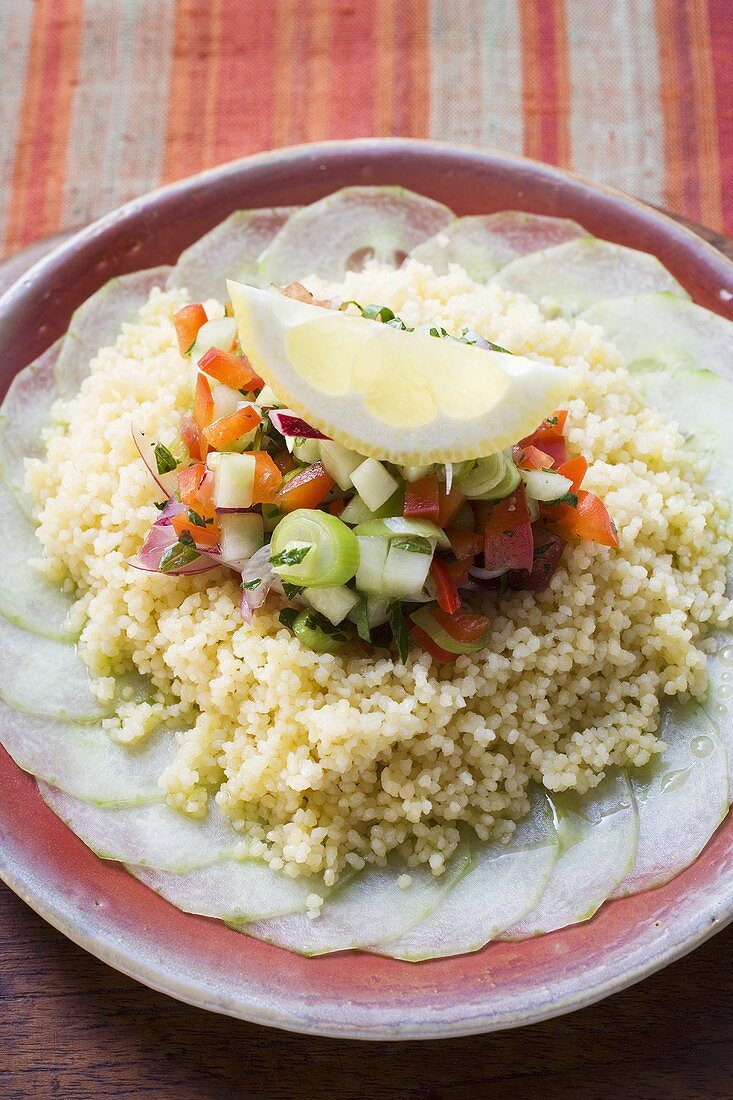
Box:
left=373, top=787, right=558, bottom=960
left=493, top=239, right=688, bottom=318
left=354, top=516, right=451, bottom=551
left=55, top=267, right=172, bottom=398
left=0, top=702, right=176, bottom=806
left=521, top=469, right=573, bottom=502
left=703, top=631, right=733, bottom=800
left=192, top=316, right=237, bottom=363
left=39, top=783, right=246, bottom=871
left=501, top=772, right=638, bottom=938
left=290, top=437, right=321, bottom=464
left=219, top=512, right=264, bottom=566
left=210, top=383, right=241, bottom=420
left=382, top=541, right=433, bottom=597
left=212, top=452, right=255, bottom=508
left=167, top=207, right=296, bottom=301
left=611, top=702, right=728, bottom=898
left=355, top=536, right=389, bottom=593
left=303, top=584, right=358, bottom=625
left=236, top=841, right=471, bottom=956
left=0, top=477, right=78, bottom=640
left=318, top=440, right=364, bottom=491
left=350, top=458, right=400, bottom=512
left=581, top=292, right=733, bottom=377
left=366, top=596, right=390, bottom=628
left=257, top=384, right=283, bottom=408
left=339, top=489, right=402, bottom=526
left=410, top=212, right=587, bottom=280
left=257, top=186, right=453, bottom=285
left=400, top=464, right=434, bottom=483
left=270, top=509, right=359, bottom=587
left=0, top=616, right=109, bottom=722
left=0, top=340, right=61, bottom=516
left=129, top=858, right=319, bottom=922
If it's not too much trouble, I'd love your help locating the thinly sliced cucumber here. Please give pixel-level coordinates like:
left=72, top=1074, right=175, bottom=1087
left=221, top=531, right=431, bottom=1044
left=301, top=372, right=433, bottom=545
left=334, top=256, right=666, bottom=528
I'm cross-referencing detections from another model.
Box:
left=493, top=239, right=688, bottom=318
left=129, top=859, right=318, bottom=922
left=372, top=788, right=558, bottom=961
left=0, top=702, right=175, bottom=806
left=501, top=772, right=637, bottom=939
left=167, top=207, right=296, bottom=301
left=39, top=783, right=246, bottom=871
left=257, top=187, right=453, bottom=286
left=55, top=266, right=172, bottom=398
left=0, top=617, right=107, bottom=722
left=703, top=630, right=733, bottom=800
left=611, top=702, right=728, bottom=898
left=0, top=478, right=77, bottom=640
left=581, top=292, right=733, bottom=377
left=410, top=212, right=587, bottom=280
left=237, top=843, right=471, bottom=956
left=0, top=340, right=61, bottom=516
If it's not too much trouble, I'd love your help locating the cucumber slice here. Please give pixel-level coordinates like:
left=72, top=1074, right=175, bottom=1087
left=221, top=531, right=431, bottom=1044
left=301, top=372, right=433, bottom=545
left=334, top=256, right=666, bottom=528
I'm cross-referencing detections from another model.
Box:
left=38, top=783, right=246, bottom=871
left=703, top=632, right=733, bottom=799
left=0, top=340, right=61, bottom=516
left=0, top=703, right=175, bottom=806
left=236, top=843, right=471, bottom=956
left=0, top=477, right=77, bottom=639
left=129, top=859, right=318, bottom=922
left=493, top=239, right=688, bottom=318
left=0, top=616, right=108, bottom=722
left=55, top=266, right=172, bottom=398
left=410, top=212, right=587, bottom=280
left=167, top=207, right=296, bottom=301
left=611, top=703, right=728, bottom=898
left=372, top=788, right=558, bottom=961
left=501, top=772, right=638, bottom=938
left=581, top=292, right=733, bottom=377
left=257, top=187, right=453, bottom=286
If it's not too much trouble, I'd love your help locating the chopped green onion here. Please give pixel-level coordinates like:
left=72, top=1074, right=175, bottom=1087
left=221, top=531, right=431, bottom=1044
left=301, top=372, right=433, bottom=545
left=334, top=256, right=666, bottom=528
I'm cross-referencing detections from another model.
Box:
left=269, top=509, right=359, bottom=587
left=271, top=543, right=312, bottom=568
left=153, top=442, right=178, bottom=476
left=388, top=603, right=409, bottom=663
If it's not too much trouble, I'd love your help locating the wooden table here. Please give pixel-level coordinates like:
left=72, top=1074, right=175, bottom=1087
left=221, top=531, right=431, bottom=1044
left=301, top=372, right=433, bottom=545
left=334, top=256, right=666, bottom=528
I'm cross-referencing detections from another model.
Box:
left=1, top=218, right=732, bottom=1099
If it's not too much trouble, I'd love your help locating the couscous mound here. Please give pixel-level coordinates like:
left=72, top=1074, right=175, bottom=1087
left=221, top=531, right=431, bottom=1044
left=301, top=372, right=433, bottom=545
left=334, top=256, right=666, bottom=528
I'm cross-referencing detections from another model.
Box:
left=26, top=261, right=732, bottom=883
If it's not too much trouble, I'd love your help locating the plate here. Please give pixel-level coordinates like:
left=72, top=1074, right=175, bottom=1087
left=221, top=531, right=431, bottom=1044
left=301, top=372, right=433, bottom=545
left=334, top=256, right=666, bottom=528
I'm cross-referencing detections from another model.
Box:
left=0, top=139, right=731, bottom=1039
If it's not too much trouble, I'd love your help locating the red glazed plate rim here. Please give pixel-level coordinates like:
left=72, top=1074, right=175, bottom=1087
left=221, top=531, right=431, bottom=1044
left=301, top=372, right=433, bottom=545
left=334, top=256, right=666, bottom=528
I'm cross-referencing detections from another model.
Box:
left=0, top=139, right=731, bottom=1040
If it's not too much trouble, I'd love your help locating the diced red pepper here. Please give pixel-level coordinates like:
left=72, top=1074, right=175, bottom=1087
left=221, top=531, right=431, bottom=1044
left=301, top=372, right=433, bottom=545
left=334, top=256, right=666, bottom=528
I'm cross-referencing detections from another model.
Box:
left=446, top=528, right=483, bottom=561
left=275, top=461, right=334, bottom=512
left=193, top=373, right=215, bottom=457
left=251, top=452, right=284, bottom=505
left=202, top=404, right=261, bottom=450
left=483, top=488, right=534, bottom=572
left=409, top=623, right=456, bottom=663
left=543, top=490, right=619, bottom=547
left=506, top=527, right=566, bottom=592
left=437, top=485, right=466, bottom=528
left=512, top=444, right=555, bottom=470
left=557, top=455, right=588, bottom=492
left=519, top=410, right=569, bottom=467
left=180, top=413, right=203, bottom=463
left=329, top=498, right=346, bottom=517
left=430, top=556, right=462, bottom=614
left=431, top=605, right=491, bottom=645
left=198, top=347, right=263, bottom=392
left=173, top=304, right=207, bottom=356
left=538, top=436, right=567, bottom=467
left=404, top=474, right=440, bottom=522
left=171, top=507, right=220, bottom=548
left=443, top=558, right=472, bottom=588
left=177, top=462, right=207, bottom=504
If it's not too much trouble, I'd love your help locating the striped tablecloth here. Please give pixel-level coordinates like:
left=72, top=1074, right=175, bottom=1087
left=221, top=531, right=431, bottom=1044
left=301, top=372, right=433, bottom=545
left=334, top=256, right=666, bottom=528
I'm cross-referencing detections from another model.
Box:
left=2, top=0, right=731, bottom=260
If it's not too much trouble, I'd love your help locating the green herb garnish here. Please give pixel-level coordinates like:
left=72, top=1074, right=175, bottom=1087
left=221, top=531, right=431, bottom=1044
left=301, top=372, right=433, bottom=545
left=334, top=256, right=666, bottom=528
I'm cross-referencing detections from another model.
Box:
left=158, top=531, right=200, bottom=573
left=391, top=536, right=433, bottom=555
left=550, top=492, right=578, bottom=508
left=241, top=578, right=262, bottom=591
left=153, top=500, right=168, bottom=511
left=279, top=608, right=299, bottom=631
left=153, top=442, right=178, bottom=476
left=388, top=603, right=409, bottom=663
left=281, top=582, right=304, bottom=599
left=187, top=509, right=212, bottom=528
left=353, top=596, right=372, bottom=643
left=271, top=544, right=312, bottom=568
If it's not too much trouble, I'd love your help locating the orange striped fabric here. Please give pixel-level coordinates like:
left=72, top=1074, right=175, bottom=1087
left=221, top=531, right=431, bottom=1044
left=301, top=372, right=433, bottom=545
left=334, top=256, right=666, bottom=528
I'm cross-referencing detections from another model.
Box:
left=2, top=0, right=733, bottom=258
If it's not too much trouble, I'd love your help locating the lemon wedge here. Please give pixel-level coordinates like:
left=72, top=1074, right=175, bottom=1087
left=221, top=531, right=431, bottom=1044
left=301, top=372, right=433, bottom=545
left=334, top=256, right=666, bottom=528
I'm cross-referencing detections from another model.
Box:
left=227, top=281, right=578, bottom=464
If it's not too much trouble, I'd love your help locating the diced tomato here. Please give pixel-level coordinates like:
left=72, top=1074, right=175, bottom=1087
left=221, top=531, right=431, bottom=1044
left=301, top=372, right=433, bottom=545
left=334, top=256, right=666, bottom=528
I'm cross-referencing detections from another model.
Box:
left=557, top=454, right=588, bottom=492
left=506, top=527, right=566, bottom=592
left=404, top=475, right=440, bottom=522
left=171, top=510, right=220, bottom=548
left=409, top=623, right=456, bottom=663
left=443, top=558, right=472, bottom=588
left=194, top=373, right=215, bottom=457
left=483, top=488, right=534, bottom=572
left=329, top=498, right=346, bottom=517
left=446, top=528, right=483, bottom=561
left=180, top=413, right=203, bottom=463
left=431, top=605, right=491, bottom=645
left=173, top=304, right=207, bottom=356
left=273, top=451, right=298, bottom=474
left=202, top=405, right=261, bottom=450
left=512, top=444, right=555, bottom=470
left=437, top=485, right=466, bottom=528
left=542, top=490, right=619, bottom=547
left=198, top=347, right=263, bottom=392
left=430, top=557, right=462, bottom=615
left=538, top=437, right=566, bottom=467
left=275, top=462, right=335, bottom=512
left=519, top=410, right=569, bottom=466
left=251, top=452, right=284, bottom=505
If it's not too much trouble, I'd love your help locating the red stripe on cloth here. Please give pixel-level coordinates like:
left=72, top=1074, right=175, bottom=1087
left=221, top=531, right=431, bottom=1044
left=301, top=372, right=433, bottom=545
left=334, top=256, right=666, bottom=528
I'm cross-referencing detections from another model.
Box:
left=5, top=0, right=83, bottom=253
left=520, top=0, right=571, bottom=167
left=687, top=0, right=723, bottom=230
left=375, top=0, right=396, bottom=137
left=708, top=0, right=733, bottom=233
left=272, top=0, right=298, bottom=149
left=655, top=0, right=684, bottom=217
left=211, top=0, right=279, bottom=162
left=330, top=2, right=378, bottom=138
left=400, top=0, right=430, bottom=137
left=305, top=0, right=332, bottom=141
left=163, top=0, right=222, bottom=182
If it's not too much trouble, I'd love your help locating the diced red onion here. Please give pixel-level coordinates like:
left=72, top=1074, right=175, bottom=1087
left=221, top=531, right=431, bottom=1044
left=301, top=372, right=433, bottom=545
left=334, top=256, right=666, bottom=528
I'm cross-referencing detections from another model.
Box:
left=128, top=523, right=220, bottom=575
left=132, top=422, right=179, bottom=496
left=269, top=410, right=330, bottom=440
left=506, top=529, right=566, bottom=592
left=154, top=498, right=186, bottom=526
left=239, top=545, right=276, bottom=622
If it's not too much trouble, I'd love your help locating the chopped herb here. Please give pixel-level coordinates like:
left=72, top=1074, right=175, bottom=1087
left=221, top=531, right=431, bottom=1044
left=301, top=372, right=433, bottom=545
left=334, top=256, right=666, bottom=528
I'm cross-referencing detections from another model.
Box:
left=534, top=542, right=554, bottom=558
left=362, top=303, right=395, bottom=323
left=187, top=509, right=212, bottom=528
left=293, top=437, right=307, bottom=448
left=158, top=534, right=200, bottom=573
left=392, top=536, right=433, bottom=555
left=153, top=442, right=178, bottom=476
left=241, top=578, right=262, bottom=591
left=545, top=415, right=558, bottom=425
left=270, top=543, right=312, bottom=568
left=386, top=316, right=411, bottom=331
left=278, top=608, right=299, bottom=631
left=429, top=325, right=450, bottom=339
left=354, top=596, right=372, bottom=642
left=300, top=610, right=347, bottom=639
left=388, top=603, right=409, bottom=663
left=281, top=582, right=304, bottom=599
left=153, top=500, right=168, bottom=511
left=185, top=339, right=197, bottom=356
left=550, top=492, right=579, bottom=508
